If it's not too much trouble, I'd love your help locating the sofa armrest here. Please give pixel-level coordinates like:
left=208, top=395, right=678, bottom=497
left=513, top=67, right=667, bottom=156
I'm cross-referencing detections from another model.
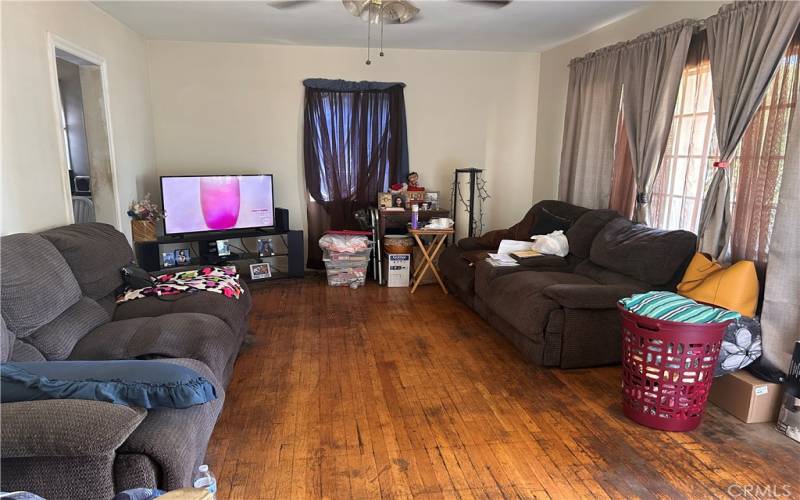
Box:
left=543, top=284, right=645, bottom=310
left=1, top=399, right=146, bottom=458
left=457, top=228, right=510, bottom=251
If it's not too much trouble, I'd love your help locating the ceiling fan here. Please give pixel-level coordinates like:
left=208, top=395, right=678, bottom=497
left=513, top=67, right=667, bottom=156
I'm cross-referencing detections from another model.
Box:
left=267, top=0, right=513, bottom=64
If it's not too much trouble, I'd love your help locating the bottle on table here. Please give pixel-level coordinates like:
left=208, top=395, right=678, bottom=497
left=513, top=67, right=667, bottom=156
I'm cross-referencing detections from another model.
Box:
left=411, top=203, right=419, bottom=230
left=193, top=464, right=217, bottom=498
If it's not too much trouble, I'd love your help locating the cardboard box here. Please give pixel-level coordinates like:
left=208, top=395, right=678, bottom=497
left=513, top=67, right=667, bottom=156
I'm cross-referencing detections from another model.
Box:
left=386, top=253, right=411, bottom=287
left=776, top=341, right=800, bottom=443
left=708, top=370, right=784, bottom=423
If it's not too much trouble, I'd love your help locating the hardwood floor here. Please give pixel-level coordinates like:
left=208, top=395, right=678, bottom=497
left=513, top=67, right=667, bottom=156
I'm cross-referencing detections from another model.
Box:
left=207, top=278, right=800, bottom=499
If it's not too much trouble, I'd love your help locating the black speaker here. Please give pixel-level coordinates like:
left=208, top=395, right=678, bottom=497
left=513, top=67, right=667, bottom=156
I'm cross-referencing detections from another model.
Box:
left=275, top=207, right=290, bottom=231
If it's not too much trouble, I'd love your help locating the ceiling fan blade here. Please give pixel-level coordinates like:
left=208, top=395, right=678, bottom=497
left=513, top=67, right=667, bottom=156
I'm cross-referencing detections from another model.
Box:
left=266, top=0, right=318, bottom=10
left=458, top=0, right=512, bottom=8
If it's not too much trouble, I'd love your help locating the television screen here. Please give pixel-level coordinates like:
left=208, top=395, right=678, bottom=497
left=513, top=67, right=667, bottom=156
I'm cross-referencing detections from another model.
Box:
left=161, top=175, right=274, bottom=235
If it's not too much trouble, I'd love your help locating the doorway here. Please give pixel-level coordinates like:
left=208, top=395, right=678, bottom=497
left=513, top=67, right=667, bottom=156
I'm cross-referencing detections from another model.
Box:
left=48, top=37, right=120, bottom=228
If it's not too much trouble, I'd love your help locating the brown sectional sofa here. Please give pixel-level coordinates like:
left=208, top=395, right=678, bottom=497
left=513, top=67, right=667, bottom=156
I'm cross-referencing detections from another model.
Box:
left=439, top=200, right=697, bottom=368
left=0, top=223, right=251, bottom=499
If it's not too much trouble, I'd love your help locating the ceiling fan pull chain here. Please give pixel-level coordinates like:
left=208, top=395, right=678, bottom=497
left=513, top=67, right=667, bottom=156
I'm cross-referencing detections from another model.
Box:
left=365, top=1, right=372, bottom=65
left=380, top=3, right=385, bottom=57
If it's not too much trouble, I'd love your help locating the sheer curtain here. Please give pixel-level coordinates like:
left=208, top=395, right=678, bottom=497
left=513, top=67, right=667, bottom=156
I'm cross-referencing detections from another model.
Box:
left=729, top=35, right=800, bottom=270
left=303, top=79, right=409, bottom=268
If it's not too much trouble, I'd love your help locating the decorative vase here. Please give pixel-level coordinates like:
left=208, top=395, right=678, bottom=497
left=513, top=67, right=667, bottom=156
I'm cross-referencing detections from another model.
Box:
left=131, top=220, right=157, bottom=242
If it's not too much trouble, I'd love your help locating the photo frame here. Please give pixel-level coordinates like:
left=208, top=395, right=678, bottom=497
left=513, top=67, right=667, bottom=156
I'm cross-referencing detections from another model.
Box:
left=391, top=194, right=406, bottom=209
left=424, top=191, right=440, bottom=210
left=406, top=190, right=425, bottom=208
left=216, top=239, right=231, bottom=257
left=174, top=248, right=191, bottom=265
left=249, top=262, right=272, bottom=280
left=257, top=238, right=275, bottom=257
left=377, top=192, right=392, bottom=209
left=161, top=252, right=176, bottom=268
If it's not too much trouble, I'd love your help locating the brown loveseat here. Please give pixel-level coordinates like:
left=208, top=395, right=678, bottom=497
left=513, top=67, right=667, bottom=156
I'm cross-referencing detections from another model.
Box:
left=439, top=200, right=697, bottom=368
left=1, top=223, right=251, bottom=499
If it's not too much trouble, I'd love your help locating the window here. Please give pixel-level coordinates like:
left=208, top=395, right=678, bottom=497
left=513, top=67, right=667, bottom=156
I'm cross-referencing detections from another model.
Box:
left=649, top=42, right=798, bottom=267
left=650, top=60, right=718, bottom=232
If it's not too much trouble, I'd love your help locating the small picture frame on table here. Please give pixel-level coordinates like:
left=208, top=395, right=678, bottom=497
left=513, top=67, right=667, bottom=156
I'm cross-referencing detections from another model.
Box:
left=161, top=252, right=176, bottom=268
left=249, top=262, right=272, bottom=280
left=424, top=191, right=439, bottom=210
left=174, top=248, right=191, bottom=265
left=391, top=194, right=406, bottom=209
left=377, top=192, right=393, bottom=209
left=257, top=238, right=275, bottom=257
left=406, top=191, right=425, bottom=208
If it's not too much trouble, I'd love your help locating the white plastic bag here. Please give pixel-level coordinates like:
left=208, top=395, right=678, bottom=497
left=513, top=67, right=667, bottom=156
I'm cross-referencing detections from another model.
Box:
left=530, top=230, right=569, bottom=257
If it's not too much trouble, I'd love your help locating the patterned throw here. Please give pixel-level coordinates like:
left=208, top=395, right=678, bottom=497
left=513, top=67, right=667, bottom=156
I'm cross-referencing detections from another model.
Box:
left=619, top=291, right=740, bottom=324
left=117, top=265, right=244, bottom=304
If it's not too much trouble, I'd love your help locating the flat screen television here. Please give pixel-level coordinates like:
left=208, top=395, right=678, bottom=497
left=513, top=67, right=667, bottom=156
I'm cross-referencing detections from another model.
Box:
left=161, top=174, right=274, bottom=235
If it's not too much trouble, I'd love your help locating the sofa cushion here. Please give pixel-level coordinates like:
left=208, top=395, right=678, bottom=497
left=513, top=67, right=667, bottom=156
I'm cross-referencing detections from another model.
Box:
left=1, top=360, right=218, bottom=409
left=589, top=218, right=697, bottom=286
left=24, top=297, right=110, bottom=360
left=9, top=341, right=46, bottom=362
left=69, top=313, right=241, bottom=382
left=566, top=210, right=620, bottom=259
left=40, top=223, right=134, bottom=301
left=484, top=271, right=597, bottom=341
left=113, top=285, right=252, bottom=338
left=1, top=234, right=83, bottom=337
left=1, top=318, right=13, bottom=363
left=528, top=206, right=572, bottom=237
left=573, top=260, right=651, bottom=289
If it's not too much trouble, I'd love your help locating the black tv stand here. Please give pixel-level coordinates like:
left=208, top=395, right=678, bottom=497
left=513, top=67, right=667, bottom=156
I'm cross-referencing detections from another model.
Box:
left=134, top=228, right=304, bottom=283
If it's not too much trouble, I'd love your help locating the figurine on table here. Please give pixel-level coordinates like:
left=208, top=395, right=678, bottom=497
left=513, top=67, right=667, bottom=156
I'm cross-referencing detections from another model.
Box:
left=390, top=172, right=425, bottom=193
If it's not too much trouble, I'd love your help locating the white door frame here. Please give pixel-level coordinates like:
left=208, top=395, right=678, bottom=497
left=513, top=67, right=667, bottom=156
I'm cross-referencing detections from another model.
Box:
left=45, top=32, right=122, bottom=230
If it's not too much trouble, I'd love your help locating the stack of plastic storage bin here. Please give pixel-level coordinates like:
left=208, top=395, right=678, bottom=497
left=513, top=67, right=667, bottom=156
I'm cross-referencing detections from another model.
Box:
left=319, top=232, right=372, bottom=289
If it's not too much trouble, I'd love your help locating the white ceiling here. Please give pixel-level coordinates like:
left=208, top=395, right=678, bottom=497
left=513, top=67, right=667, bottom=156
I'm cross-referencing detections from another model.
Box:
left=95, top=1, right=650, bottom=52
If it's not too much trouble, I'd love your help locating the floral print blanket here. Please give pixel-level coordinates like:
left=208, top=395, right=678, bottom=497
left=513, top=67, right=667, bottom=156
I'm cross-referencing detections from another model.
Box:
left=117, top=265, right=244, bottom=303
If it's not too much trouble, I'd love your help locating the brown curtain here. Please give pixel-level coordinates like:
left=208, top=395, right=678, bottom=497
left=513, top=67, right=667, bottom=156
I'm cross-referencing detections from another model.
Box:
left=303, top=79, right=409, bottom=268
left=608, top=112, right=636, bottom=219
left=622, top=20, right=694, bottom=224
left=558, top=46, right=624, bottom=208
left=697, top=0, right=800, bottom=259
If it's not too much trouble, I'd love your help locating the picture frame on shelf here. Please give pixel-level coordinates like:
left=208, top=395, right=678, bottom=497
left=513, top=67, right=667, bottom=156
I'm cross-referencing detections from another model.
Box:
left=377, top=192, right=392, bottom=209
left=216, top=239, right=231, bottom=257
left=424, top=191, right=439, bottom=210
left=406, top=190, right=425, bottom=208
left=249, top=262, right=272, bottom=280
left=257, top=238, right=275, bottom=257
left=391, top=194, right=406, bottom=209
left=161, top=252, right=176, bottom=268
left=174, top=248, right=191, bottom=265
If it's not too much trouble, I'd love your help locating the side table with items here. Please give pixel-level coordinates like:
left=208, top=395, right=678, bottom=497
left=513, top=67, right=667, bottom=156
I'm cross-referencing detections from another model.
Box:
left=409, top=228, right=454, bottom=294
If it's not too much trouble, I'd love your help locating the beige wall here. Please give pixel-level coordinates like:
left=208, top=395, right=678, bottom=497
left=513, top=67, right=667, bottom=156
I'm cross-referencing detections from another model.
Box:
left=532, top=1, right=726, bottom=203
left=1, top=1, right=156, bottom=240
left=146, top=41, right=540, bottom=238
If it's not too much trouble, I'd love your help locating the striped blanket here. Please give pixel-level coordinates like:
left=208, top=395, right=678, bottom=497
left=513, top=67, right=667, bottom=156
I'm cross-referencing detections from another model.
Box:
left=619, top=291, right=740, bottom=324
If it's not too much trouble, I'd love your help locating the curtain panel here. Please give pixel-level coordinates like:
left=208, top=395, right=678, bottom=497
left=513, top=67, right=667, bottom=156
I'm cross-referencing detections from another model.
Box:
left=303, top=79, right=409, bottom=268
left=730, top=35, right=800, bottom=270
left=697, top=0, right=800, bottom=259
left=558, top=46, right=624, bottom=208
left=760, top=52, right=800, bottom=372
left=622, top=20, right=694, bottom=224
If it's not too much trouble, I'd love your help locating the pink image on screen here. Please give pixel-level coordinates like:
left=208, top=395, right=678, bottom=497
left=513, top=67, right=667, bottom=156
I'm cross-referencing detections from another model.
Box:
left=200, top=177, right=240, bottom=229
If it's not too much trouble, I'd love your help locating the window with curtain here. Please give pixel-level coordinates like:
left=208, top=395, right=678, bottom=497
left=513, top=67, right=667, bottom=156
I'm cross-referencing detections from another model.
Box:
left=645, top=34, right=799, bottom=268
left=303, top=79, right=409, bottom=268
